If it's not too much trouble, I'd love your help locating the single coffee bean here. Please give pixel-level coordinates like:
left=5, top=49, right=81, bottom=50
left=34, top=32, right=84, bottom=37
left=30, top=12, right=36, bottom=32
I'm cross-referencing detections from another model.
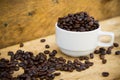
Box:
left=28, top=11, right=35, bottom=16
left=8, top=51, right=14, bottom=56
left=99, top=54, right=105, bottom=59
left=106, top=50, right=111, bottom=54
left=4, top=23, right=8, bottom=27
left=79, top=56, right=84, bottom=60
left=99, top=47, right=106, bottom=55
left=102, top=72, right=109, bottom=77
left=102, top=59, right=107, bottom=64
left=40, top=39, right=46, bottom=43
left=44, top=50, right=50, bottom=54
left=108, top=46, right=114, bottom=50
left=115, top=51, right=120, bottom=55
left=89, top=62, right=94, bottom=66
left=94, top=50, right=99, bottom=54
left=90, top=53, right=94, bottom=59
left=113, top=43, right=119, bottom=47
left=45, top=44, right=50, bottom=48
left=52, top=50, right=57, bottom=54
left=84, top=56, right=89, bottom=60
left=19, top=43, right=24, bottom=47
left=54, top=72, right=61, bottom=76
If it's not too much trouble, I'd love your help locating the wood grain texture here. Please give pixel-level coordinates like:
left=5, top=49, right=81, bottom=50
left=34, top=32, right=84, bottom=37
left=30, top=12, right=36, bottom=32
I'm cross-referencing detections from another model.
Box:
left=0, top=17, right=120, bottom=80
left=0, top=0, right=120, bottom=49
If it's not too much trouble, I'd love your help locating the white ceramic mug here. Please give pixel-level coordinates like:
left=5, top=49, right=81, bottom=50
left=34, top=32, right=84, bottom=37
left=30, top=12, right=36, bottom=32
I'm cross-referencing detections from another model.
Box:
left=55, top=23, right=114, bottom=57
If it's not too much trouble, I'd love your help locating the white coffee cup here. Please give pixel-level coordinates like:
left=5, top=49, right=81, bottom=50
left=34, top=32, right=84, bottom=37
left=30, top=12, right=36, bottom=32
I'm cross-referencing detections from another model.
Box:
left=55, top=23, right=114, bottom=57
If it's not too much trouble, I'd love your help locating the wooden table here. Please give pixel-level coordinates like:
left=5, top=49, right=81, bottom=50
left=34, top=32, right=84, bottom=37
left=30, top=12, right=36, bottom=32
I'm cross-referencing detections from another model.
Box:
left=0, top=17, right=120, bottom=80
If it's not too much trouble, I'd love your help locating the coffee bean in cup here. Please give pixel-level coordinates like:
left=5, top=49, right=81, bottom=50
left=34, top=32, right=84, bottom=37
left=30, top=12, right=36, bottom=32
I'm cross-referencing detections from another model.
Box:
left=57, top=12, right=99, bottom=32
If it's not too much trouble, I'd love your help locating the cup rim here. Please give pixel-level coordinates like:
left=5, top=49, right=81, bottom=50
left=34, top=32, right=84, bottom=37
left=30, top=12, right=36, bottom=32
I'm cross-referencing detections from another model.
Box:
left=56, top=23, right=100, bottom=33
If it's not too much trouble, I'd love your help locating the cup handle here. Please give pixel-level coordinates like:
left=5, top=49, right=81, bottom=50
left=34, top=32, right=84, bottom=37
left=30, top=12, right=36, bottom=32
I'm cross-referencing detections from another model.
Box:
left=97, top=30, right=114, bottom=47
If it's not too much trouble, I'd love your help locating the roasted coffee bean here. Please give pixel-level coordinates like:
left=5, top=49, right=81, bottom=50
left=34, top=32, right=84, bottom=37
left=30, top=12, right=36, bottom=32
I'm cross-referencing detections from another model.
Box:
left=102, top=59, right=107, bottom=64
left=115, top=51, right=120, bottom=55
left=44, top=50, right=50, bottom=54
left=28, top=11, right=35, bottom=16
left=40, top=39, right=46, bottom=43
left=49, top=50, right=57, bottom=57
left=54, top=72, right=61, bottom=76
left=4, top=23, right=8, bottom=27
left=99, top=54, right=105, bottom=59
left=14, top=66, right=19, bottom=71
left=52, top=50, right=57, bottom=54
left=94, top=50, right=99, bottom=54
left=8, top=51, right=14, bottom=56
left=90, top=53, right=94, bottom=59
left=113, top=43, right=119, bottom=47
left=79, top=56, right=84, bottom=60
left=85, top=60, right=90, bottom=64
left=99, top=47, right=106, bottom=55
left=20, top=43, right=24, bottom=47
left=108, top=46, right=114, bottom=50
left=102, top=72, right=109, bottom=77
left=49, top=52, right=56, bottom=57
left=89, top=62, right=94, bottom=66
left=74, top=59, right=81, bottom=65
left=57, top=12, right=99, bottom=32
left=45, top=44, right=50, bottom=48
left=84, top=56, right=89, bottom=60
left=106, top=50, right=111, bottom=54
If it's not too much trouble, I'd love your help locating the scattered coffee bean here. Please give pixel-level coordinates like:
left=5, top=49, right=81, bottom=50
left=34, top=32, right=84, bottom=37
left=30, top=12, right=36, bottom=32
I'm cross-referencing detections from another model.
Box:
left=99, top=47, right=106, bottom=55
left=49, top=52, right=57, bottom=57
left=90, top=53, right=94, bottom=59
left=94, top=50, right=99, bottom=54
left=19, top=43, right=24, bottom=47
left=28, top=11, right=35, bottom=16
left=108, top=46, right=114, bottom=50
left=44, top=50, right=50, bottom=54
left=99, top=54, right=105, bottom=59
left=4, top=23, right=8, bottom=27
left=57, top=12, right=99, bottom=32
left=52, top=50, right=57, bottom=54
left=102, top=59, right=107, bottom=64
left=54, top=72, right=61, bottom=76
left=113, top=43, right=119, bottom=47
left=106, top=50, right=111, bottom=54
left=84, top=56, right=89, bottom=60
left=40, top=39, right=46, bottom=43
left=115, top=51, right=120, bottom=55
left=8, top=51, right=14, bottom=56
left=45, top=44, right=50, bottom=48
left=79, top=56, right=84, bottom=60
left=102, top=72, right=109, bottom=77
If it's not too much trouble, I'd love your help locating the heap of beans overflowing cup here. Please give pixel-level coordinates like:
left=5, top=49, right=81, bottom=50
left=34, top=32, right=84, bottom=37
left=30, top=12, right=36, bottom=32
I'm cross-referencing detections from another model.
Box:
left=56, top=11, right=114, bottom=57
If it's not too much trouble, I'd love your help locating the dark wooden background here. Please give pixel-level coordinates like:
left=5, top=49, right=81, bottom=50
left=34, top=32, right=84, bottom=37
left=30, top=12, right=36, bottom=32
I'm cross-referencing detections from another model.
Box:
left=0, top=0, right=120, bottom=49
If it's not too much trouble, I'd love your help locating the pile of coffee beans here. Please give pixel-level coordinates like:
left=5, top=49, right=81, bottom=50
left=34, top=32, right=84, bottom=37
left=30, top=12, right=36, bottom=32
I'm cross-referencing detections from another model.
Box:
left=0, top=49, right=93, bottom=80
left=57, top=12, right=99, bottom=32
left=0, top=39, right=120, bottom=80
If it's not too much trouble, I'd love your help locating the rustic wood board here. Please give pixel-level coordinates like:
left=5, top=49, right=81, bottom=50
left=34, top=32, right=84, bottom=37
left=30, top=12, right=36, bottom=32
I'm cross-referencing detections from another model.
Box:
left=0, top=0, right=120, bottom=49
left=0, top=17, right=120, bottom=80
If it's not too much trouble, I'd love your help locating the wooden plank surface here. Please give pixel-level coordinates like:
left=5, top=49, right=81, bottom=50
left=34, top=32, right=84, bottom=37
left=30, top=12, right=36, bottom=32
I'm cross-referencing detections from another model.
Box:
left=0, top=17, right=120, bottom=80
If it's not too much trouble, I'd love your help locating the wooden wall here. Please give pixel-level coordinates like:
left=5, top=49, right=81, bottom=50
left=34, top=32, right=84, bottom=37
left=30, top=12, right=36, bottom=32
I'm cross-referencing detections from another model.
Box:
left=0, top=0, right=120, bottom=49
